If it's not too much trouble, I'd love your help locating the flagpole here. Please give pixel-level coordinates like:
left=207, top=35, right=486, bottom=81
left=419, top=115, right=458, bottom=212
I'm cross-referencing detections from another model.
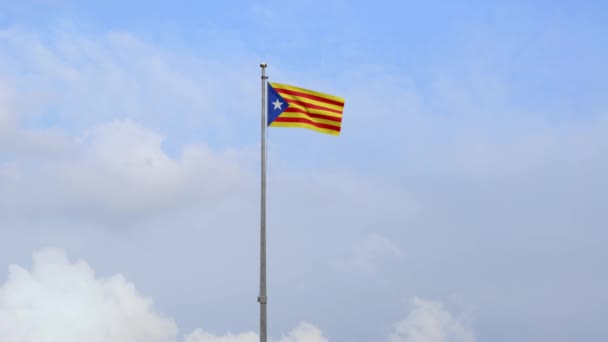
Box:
left=258, top=62, right=268, bottom=342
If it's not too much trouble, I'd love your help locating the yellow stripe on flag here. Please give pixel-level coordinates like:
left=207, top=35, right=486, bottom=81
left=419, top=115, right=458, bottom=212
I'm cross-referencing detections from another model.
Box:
left=270, top=83, right=345, bottom=104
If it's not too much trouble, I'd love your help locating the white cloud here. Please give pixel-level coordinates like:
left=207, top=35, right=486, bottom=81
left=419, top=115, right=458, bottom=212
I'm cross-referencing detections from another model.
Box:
left=388, top=298, right=475, bottom=342
left=0, top=119, right=251, bottom=223
left=0, top=248, right=331, bottom=342
left=0, top=27, right=261, bottom=224
left=185, top=322, right=326, bottom=342
left=185, top=330, right=259, bottom=342
left=276, top=322, right=328, bottom=342
left=57, top=119, right=248, bottom=215
left=0, top=248, right=178, bottom=342
left=0, top=248, right=470, bottom=342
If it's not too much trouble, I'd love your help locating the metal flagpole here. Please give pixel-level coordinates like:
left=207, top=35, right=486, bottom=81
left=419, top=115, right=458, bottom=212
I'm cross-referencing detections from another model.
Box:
left=258, top=62, right=268, bottom=342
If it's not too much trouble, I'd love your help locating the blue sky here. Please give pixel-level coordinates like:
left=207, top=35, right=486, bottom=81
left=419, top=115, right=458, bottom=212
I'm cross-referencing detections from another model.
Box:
left=1, top=1, right=607, bottom=342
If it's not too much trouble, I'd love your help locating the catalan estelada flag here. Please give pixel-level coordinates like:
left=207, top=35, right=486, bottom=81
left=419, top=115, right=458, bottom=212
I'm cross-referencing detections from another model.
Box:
left=267, top=82, right=345, bottom=136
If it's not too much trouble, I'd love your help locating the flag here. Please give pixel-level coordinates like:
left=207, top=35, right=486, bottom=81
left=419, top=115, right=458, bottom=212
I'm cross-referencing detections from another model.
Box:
left=267, top=82, right=345, bottom=136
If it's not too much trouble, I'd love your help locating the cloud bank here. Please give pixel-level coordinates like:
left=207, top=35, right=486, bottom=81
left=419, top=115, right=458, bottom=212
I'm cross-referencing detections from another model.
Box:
left=0, top=248, right=472, bottom=342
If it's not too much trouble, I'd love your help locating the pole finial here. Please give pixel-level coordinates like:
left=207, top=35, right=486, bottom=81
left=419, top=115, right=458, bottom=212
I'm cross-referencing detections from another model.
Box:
left=260, top=63, right=267, bottom=68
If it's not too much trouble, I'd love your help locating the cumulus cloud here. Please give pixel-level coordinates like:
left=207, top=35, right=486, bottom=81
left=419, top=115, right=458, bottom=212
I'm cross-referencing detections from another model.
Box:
left=185, top=330, right=259, bottom=342
left=0, top=119, right=251, bottom=223
left=0, top=248, right=470, bottom=342
left=389, top=298, right=474, bottom=342
left=276, top=322, right=328, bottom=342
left=55, top=119, right=248, bottom=215
left=0, top=248, right=332, bottom=342
left=0, top=248, right=178, bottom=342
left=185, top=322, right=326, bottom=342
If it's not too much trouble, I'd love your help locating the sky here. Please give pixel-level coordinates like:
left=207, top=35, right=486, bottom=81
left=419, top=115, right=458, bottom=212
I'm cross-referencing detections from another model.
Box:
left=1, top=1, right=607, bottom=341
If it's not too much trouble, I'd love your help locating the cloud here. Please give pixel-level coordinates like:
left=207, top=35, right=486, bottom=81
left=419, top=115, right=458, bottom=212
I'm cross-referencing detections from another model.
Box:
left=55, top=119, right=248, bottom=216
left=0, top=27, right=263, bottom=224
left=0, top=248, right=178, bottom=342
left=275, top=322, right=328, bottom=342
left=185, top=322, right=326, bottom=342
left=185, top=330, right=259, bottom=342
left=1, top=248, right=329, bottom=342
left=388, top=298, right=475, bottom=342
left=0, top=248, right=469, bottom=342
left=0, top=119, right=251, bottom=223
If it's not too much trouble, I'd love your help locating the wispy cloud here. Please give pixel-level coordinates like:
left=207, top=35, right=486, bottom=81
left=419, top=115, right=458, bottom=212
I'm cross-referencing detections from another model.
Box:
left=0, top=27, right=259, bottom=148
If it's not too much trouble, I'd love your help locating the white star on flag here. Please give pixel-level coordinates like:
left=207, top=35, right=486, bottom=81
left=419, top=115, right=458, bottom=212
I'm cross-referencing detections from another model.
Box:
left=272, top=99, right=283, bottom=110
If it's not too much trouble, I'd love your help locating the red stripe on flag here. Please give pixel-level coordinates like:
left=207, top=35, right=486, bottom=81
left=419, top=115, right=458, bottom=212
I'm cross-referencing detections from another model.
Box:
left=273, top=117, right=341, bottom=131
left=275, top=88, right=345, bottom=107
left=284, top=108, right=343, bottom=123
left=283, top=99, right=343, bottom=114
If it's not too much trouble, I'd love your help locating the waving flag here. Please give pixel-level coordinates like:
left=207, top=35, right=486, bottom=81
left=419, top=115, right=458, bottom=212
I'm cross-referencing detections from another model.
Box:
left=256, top=64, right=346, bottom=342
left=267, top=82, right=345, bottom=136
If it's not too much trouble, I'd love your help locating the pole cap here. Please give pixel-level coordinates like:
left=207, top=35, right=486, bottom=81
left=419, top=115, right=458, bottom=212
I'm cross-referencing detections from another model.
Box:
left=260, top=63, right=267, bottom=68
